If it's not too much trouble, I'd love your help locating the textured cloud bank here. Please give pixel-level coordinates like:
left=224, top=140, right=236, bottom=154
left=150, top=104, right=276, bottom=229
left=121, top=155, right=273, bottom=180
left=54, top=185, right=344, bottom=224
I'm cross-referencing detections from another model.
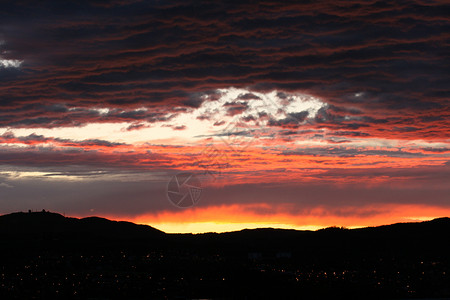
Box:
left=1, top=1, right=449, bottom=131
left=0, top=0, right=449, bottom=229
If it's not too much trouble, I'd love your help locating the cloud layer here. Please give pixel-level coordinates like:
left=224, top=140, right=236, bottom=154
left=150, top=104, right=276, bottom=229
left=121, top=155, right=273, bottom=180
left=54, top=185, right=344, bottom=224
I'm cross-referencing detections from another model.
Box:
left=1, top=1, right=449, bottom=130
left=1, top=0, right=449, bottom=230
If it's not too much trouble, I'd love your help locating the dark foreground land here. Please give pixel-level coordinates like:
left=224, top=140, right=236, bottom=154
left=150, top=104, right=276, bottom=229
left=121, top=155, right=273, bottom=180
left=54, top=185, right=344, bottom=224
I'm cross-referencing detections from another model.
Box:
left=0, top=211, right=450, bottom=299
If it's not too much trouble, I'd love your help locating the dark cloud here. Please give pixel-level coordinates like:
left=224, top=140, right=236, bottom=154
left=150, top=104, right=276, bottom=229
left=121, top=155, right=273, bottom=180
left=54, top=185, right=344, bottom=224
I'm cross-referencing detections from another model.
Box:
left=268, top=111, right=309, bottom=128
left=0, top=132, right=128, bottom=147
left=0, top=132, right=181, bottom=170
left=281, top=146, right=429, bottom=158
left=125, top=122, right=150, bottom=131
left=237, top=93, right=261, bottom=101
left=224, top=101, right=249, bottom=116
left=331, top=131, right=370, bottom=137
left=173, top=125, right=186, bottom=130
left=0, top=0, right=447, bottom=136
left=213, top=120, right=226, bottom=126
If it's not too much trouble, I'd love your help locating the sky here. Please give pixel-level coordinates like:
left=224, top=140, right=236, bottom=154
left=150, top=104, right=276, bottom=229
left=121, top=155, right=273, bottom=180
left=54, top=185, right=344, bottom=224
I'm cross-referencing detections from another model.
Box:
left=0, top=0, right=449, bottom=233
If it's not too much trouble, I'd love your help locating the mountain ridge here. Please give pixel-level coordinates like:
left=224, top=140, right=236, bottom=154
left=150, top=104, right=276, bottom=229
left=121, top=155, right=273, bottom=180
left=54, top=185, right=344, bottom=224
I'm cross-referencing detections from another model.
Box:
left=1, top=210, right=449, bottom=235
left=1, top=211, right=449, bottom=299
left=0, top=210, right=165, bottom=239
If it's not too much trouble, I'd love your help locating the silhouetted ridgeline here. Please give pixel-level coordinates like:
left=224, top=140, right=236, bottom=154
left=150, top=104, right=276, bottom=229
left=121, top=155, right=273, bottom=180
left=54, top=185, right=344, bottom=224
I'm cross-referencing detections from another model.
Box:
left=0, top=211, right=450, bottom=299
left=0, top=211, right=164, bottom=239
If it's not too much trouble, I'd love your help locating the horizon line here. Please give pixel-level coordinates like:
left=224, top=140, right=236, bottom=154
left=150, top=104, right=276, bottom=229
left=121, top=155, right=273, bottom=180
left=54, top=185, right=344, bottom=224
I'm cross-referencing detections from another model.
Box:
left=2, top=210, right=448, bottom=235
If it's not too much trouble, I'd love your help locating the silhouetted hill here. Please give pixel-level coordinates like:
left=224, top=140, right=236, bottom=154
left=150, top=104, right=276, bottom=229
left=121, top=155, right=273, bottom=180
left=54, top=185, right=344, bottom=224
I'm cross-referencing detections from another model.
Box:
left=1, top=211, right=450, bottom=260
left=0, top=211, right=164, bottom=245
left=1, top=212, right=450, bottom=299
left=1, top=212, right=450, bottom=251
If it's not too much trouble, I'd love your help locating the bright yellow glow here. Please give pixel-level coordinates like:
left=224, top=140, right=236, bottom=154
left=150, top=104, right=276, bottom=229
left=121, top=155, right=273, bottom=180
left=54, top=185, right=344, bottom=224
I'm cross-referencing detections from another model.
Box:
left=145, top=222, right=322, bottom=234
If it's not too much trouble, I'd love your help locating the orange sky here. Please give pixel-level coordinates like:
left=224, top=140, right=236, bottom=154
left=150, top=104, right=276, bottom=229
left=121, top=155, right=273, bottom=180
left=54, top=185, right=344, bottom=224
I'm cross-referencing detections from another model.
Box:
left=1, top=88, right=449, bottom=233
left=104, top=203, right=450, bottom=233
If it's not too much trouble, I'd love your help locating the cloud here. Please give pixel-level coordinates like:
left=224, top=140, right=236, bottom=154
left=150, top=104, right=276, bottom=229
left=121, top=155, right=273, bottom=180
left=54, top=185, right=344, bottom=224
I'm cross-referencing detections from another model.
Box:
left=0, top=0, right=449, bottom=229
left=281, top=147, right=429, bottom=158
left=0, top=0, right=446, bottom=137
left=124, top=122, right=151, bottom=131
left=0, top=132, right=129, bottom=148
left=0, top=59, right=22, bottom=68
left=0, top=182, right=14, bottom=188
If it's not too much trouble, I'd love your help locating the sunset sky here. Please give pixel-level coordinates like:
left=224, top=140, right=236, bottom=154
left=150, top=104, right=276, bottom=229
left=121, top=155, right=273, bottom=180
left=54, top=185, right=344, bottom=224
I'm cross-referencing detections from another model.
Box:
left=0, top=0, right=449, bottom=233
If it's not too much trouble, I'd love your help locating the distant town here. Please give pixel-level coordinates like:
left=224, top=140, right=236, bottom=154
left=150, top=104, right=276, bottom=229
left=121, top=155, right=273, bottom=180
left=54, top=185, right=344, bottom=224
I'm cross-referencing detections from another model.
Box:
left=0, top=211, right=449, bottom=299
